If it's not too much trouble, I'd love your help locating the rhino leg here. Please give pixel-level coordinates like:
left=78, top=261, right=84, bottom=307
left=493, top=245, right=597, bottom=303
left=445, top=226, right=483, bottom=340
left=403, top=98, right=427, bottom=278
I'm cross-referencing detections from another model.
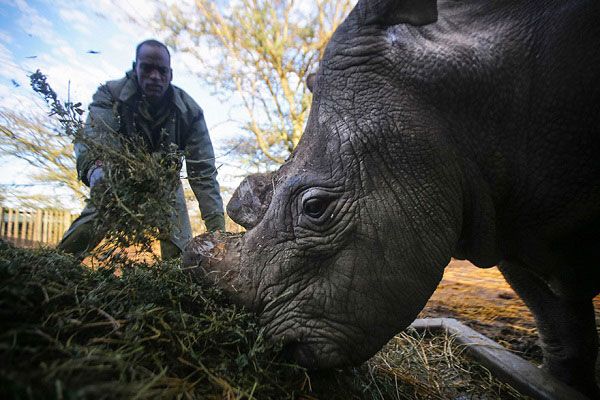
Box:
left=499, top=261, right=599, bottom=398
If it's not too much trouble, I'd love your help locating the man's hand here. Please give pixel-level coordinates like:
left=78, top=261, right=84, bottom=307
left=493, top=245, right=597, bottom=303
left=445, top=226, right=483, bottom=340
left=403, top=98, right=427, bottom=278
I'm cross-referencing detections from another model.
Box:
left=88, top=166, right=105, bottom=188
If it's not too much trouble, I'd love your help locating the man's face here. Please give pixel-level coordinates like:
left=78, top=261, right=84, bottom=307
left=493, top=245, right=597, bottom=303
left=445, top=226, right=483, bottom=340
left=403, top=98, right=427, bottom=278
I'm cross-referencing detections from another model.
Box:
left=135, top=44, right=172, bottom=103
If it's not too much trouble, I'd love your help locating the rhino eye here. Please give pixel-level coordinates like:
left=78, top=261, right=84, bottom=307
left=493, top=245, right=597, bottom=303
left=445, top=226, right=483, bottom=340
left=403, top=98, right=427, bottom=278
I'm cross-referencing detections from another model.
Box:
left=303, top=197, right=329, bottom=219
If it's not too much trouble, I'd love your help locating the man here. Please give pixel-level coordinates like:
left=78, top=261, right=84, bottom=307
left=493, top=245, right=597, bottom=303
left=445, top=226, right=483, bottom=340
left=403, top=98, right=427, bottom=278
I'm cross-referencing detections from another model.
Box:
left=59, top=39, right=225, bottom=259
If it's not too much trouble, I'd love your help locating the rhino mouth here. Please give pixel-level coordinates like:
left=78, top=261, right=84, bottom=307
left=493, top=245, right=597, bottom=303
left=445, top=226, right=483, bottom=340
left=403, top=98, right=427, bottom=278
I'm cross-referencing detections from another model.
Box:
left=280, top=338, right=354, bottom=369
left=281, top=341, right=320, bottom=368
left=268, top=321, right=361, bottom=369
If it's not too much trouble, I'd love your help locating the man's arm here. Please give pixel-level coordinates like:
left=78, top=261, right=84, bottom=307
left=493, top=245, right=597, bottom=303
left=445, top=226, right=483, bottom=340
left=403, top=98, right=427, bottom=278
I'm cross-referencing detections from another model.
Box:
left=75, top=84, right=120, bottom=186
left=185, top=111, right=225, bottom=232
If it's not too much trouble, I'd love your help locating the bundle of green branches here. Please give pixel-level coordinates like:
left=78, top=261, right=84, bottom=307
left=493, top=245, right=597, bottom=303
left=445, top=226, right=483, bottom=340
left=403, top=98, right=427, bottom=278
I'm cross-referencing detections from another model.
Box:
left=87, top=138, right=182, bottom=259
left=0, top=242, right=528, bottom=399
left=29, top=70, right=181, bottom=259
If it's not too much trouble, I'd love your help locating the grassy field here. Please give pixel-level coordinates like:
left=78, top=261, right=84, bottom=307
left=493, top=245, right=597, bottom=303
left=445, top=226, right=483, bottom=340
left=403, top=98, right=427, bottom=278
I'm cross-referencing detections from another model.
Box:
left=1, top=242, right=566, bottom=399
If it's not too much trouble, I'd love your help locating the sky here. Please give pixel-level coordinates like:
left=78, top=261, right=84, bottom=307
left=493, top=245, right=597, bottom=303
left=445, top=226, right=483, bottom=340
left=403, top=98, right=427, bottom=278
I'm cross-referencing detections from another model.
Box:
left=0, top=0, right=244, bottom=209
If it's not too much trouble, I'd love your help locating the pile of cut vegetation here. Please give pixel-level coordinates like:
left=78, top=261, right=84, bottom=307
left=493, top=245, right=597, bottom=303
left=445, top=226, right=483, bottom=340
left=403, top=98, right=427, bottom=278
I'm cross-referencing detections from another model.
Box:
left=0, top=241, right=527, bottom=399
left=0, top=241, right=304, bottom=399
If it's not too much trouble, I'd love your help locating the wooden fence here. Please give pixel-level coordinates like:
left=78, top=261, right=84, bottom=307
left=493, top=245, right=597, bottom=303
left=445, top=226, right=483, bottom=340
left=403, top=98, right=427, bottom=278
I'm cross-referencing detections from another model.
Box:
left=0, top=207, right=77, bottom=248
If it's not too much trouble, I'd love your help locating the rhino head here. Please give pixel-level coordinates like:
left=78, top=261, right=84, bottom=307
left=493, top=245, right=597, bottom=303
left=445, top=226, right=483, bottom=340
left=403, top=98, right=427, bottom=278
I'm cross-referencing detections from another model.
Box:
left=186, top=0, right=502, bottom=369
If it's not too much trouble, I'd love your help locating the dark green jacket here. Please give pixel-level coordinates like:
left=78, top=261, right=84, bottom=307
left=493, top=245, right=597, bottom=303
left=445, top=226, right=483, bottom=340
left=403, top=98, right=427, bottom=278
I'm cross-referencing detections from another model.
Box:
left=75, top=71, right=224, bottom=229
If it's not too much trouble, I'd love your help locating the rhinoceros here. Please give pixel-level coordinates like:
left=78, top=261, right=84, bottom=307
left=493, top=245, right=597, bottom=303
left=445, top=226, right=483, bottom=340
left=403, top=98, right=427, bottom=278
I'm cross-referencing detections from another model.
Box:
left=185, top=0, right=600, bottom=396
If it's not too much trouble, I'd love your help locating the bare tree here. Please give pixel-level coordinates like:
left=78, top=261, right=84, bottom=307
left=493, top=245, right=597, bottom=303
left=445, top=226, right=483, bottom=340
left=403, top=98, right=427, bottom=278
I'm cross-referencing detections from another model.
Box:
left=0, top=109, right=85, bottom=208
left=156, top=0, right=354, bottom=164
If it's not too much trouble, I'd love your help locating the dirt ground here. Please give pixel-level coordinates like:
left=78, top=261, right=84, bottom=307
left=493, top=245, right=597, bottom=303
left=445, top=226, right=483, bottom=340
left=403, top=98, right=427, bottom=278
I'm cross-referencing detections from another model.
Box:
left=418, top=259, right=600, bottom=365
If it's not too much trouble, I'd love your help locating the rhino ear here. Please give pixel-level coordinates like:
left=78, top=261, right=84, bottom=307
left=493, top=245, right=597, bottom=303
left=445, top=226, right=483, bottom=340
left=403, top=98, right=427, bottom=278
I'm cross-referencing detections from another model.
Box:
left=358, top=0, right=438, bottom=27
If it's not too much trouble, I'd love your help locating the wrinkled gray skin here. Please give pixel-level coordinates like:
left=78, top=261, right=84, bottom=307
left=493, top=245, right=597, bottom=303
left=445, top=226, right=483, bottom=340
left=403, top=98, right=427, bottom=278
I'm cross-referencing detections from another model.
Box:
left=189, top=0, right=600, bottom=396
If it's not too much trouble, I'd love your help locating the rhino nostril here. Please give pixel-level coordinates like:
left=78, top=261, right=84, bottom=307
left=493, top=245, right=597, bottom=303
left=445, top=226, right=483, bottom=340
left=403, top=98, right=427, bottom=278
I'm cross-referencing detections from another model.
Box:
left=281, top=341, right=319, bottom=369
left=280, top=341, right=298, bottom=362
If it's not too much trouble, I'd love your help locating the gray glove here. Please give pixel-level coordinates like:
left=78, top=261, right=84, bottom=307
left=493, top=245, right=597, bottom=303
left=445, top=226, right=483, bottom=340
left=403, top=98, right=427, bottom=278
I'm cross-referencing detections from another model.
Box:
left=88, top=166, right=104, bottom=188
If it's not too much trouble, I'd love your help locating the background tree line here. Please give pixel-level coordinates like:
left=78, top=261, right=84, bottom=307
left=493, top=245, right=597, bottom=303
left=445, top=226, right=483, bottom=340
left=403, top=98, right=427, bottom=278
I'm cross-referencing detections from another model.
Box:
left=0, top=0, right=355, bottom=210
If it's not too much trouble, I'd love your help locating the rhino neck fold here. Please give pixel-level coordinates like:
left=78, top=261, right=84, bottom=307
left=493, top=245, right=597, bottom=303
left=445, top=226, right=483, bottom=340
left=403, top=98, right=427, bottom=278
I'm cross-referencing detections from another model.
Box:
left=454, top=155, right=500, bottom=268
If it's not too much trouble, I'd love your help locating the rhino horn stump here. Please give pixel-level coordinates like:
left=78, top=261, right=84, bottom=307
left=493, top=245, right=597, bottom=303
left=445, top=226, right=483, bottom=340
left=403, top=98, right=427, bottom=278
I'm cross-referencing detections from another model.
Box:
left=182, top=233, right=253, bottom=308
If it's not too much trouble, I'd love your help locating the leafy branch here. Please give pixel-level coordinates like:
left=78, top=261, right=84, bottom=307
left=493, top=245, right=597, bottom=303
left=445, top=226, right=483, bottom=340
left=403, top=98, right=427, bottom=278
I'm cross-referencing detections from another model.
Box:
left=29, top=70, right=182, bottom=262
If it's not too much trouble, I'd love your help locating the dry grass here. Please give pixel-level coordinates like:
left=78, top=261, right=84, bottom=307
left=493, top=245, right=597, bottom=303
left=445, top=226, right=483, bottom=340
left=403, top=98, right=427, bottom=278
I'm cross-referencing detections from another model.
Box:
left=303, top=328, right=530, bottom=400
left=367, top=329, right=529, bottom=399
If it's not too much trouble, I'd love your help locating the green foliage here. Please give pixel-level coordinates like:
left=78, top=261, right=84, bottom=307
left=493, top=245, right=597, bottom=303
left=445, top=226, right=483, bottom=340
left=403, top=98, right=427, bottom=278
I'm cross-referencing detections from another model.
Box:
left=29, top=71, right=85, bottom=138
left=86, top=137, right=182, bottom=258
left=0, top=243, right=304, bottom=399
left=29, top=70, right=182, bottom=259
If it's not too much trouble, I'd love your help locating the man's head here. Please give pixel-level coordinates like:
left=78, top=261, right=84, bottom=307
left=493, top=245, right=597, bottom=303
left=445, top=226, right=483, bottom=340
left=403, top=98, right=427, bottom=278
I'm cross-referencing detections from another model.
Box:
left=134, top=39, right=172, bottom=103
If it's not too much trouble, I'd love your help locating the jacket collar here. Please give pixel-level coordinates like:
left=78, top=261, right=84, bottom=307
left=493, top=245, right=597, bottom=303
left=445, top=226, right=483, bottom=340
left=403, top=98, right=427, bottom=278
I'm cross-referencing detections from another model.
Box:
left=120, top=70, right=187, bottom=114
